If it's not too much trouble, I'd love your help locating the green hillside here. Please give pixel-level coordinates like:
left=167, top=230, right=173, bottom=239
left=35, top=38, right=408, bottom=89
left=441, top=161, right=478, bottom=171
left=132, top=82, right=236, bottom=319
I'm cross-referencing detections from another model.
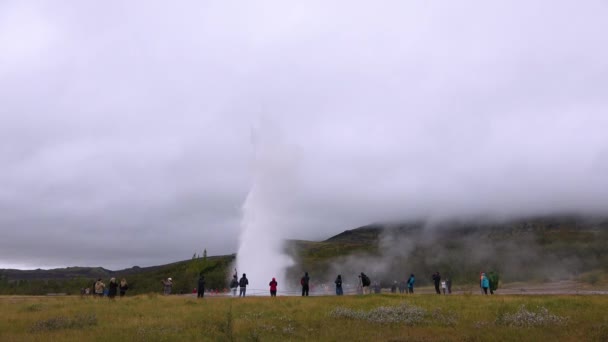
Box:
left=0, top=255, right=235, bottom=295
left=2, top=216, right=607, bottom=295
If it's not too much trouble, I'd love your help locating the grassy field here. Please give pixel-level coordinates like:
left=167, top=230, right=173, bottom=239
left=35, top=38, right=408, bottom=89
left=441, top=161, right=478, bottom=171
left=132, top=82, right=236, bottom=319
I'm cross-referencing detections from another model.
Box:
left=1, top=294, right=607, bottom=341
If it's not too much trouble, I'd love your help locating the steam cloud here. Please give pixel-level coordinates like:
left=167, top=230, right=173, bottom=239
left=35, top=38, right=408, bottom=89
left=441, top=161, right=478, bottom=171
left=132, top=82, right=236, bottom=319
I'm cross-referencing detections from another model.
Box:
left=236, top=120, right=296, bottom=294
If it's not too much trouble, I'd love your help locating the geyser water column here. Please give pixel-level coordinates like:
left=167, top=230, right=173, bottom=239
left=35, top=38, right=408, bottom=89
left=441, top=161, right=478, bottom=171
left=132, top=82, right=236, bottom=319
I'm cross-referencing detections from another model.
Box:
left=235, top=123, right=296, bottom=295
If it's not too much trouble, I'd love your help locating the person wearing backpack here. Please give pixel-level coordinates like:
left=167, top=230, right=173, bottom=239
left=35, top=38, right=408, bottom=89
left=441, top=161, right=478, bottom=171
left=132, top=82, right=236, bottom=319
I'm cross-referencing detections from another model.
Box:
left=488, top=271, right=499, bottom=295
left=301, top=272, right=310, bottom=296
left=360, top=272, right=371, bottom=294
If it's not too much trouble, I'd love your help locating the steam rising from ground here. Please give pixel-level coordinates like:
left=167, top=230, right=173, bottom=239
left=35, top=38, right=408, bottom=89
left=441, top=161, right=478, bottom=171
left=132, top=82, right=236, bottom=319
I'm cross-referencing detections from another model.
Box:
left=235, top=121, right=296, bottom=294
left=323, top=219, right=607, bottom=288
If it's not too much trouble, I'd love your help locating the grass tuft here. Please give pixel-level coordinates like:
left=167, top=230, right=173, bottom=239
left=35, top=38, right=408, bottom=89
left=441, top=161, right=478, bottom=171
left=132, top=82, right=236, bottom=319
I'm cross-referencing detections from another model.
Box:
left=30, top=313, right=97, bottom=332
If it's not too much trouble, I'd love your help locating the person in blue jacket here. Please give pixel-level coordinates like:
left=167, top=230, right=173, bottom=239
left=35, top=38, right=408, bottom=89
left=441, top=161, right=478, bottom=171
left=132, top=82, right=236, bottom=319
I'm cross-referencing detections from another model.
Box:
left=407, top=274, right=415, bottom=294
left=481, top=272, right=490, bottom=295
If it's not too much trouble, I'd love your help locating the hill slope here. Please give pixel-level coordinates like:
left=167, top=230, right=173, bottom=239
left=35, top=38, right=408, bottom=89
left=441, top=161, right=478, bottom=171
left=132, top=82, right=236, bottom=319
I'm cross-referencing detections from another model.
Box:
left=2, top=216, right=607, bottom=294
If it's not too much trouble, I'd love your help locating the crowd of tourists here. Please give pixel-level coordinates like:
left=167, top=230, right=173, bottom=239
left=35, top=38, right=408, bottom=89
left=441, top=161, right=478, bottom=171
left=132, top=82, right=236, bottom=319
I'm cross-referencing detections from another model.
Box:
left=81, top=278, right=129, bottom=298
left=80, top=270, right=498, bottom=298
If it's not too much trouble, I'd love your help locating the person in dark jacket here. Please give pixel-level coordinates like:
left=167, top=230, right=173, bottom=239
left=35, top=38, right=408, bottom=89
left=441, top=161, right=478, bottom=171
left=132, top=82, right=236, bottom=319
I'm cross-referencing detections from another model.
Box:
left=119, top=278, right=129, bottom=297
left=197, top=274, right=206, bottom=298
left=360, top=272, right=371, bottom=294
left=432, top=272, right=441, bottom=294
left=269, top=278, right=278, bottom=297
left=301, top=272, right=310, bottom=296
left=230, top=275, right=238, bottom=296
left=239, top=273, right=249, bottom=297
left=335, top=275, right=343, bottom=295
left=108, top=278, right=118, bottom=299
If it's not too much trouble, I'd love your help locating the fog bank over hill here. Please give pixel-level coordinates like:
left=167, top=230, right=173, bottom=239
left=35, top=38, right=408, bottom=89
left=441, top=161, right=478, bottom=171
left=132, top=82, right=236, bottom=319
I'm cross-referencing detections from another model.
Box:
left=286, top=216, right=608, bottom=289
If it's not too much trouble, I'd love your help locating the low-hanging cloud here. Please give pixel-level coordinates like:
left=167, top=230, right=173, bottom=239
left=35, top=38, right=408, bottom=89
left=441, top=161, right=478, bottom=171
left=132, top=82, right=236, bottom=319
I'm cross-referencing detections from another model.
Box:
left=1, top=0, right=607, bottom=269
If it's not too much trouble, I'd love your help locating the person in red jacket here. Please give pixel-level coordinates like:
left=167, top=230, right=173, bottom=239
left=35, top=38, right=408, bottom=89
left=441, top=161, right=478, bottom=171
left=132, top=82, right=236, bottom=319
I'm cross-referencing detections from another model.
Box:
left=269, top=277, right=278, bottom=297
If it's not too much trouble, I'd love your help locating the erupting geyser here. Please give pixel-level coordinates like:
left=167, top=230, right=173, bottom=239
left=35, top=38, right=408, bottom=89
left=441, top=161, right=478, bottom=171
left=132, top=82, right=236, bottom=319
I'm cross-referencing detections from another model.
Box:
left=235, top=122, right=296, bottom=295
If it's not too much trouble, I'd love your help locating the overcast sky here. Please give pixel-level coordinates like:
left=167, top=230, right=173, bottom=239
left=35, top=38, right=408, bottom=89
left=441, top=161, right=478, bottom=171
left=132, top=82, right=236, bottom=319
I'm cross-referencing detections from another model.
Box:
left=1, top=1, right=607, bottom=270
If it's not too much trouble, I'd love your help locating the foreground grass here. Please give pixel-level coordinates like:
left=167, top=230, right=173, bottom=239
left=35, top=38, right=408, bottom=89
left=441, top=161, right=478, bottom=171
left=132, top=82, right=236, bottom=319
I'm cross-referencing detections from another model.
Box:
left=0, top=294, right=607, bottom=341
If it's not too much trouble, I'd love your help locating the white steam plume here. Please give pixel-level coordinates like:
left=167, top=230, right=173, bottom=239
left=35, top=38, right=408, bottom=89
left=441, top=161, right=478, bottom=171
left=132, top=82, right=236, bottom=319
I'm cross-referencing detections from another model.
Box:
left=235, top=120, right=296, bottom=295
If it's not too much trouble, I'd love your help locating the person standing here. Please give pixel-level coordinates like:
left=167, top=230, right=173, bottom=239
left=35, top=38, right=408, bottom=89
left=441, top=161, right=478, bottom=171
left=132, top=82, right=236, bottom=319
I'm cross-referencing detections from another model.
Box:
left=119, top=278, right=129, bottom=297
left=230, top=275, right=239, bottom=296
left=432, top=272, right=441, bottom=294
left=161, top=278, right=173, bottom=295
left=301, top=272, right=310, bottom=296
left=373, top=281, right=381, bottom=294
left=481, top=273, right=490, bottom=295
left=398, top=280, right=406, bottom=294
left=360, top=272, right=371, bottom=294
left=446, top=277, right=452, bottom=294
left=239, top=273, right=249, bottom=297
left=407, top=274, right=415, bottom=294
left=108, top=278, right=118, bottom=299
left=269, top=277, right=278, bottom=297
left=335, top=275, right=343, bottom=296
left=488, top=271, right=499, bottom=295
left=94, top=278, right=105, bottom=297
left=197, top=274, right=206, bottom=298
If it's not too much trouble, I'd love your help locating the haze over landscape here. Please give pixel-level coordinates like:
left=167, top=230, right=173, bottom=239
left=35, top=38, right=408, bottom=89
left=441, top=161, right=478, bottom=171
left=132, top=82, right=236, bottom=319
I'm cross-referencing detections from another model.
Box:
left=1, top=1, right=607, bottom=271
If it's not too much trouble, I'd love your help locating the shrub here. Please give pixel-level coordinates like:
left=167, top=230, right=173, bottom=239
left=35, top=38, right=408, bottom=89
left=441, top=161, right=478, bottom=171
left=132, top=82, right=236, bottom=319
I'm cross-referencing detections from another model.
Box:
left=495, top=305, right=567, bottom=327
left=329, top=303, right=426, bottom=325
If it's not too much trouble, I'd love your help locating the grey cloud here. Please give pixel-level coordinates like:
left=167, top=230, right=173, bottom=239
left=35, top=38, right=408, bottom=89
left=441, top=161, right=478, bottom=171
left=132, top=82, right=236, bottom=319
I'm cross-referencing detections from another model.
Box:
left=1, top=0, right=607, bottom=269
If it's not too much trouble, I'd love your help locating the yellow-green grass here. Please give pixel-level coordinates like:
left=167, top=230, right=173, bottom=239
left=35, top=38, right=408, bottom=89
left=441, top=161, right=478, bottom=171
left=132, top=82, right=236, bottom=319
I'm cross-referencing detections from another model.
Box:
left=1, top=294, right=607, bottom=341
